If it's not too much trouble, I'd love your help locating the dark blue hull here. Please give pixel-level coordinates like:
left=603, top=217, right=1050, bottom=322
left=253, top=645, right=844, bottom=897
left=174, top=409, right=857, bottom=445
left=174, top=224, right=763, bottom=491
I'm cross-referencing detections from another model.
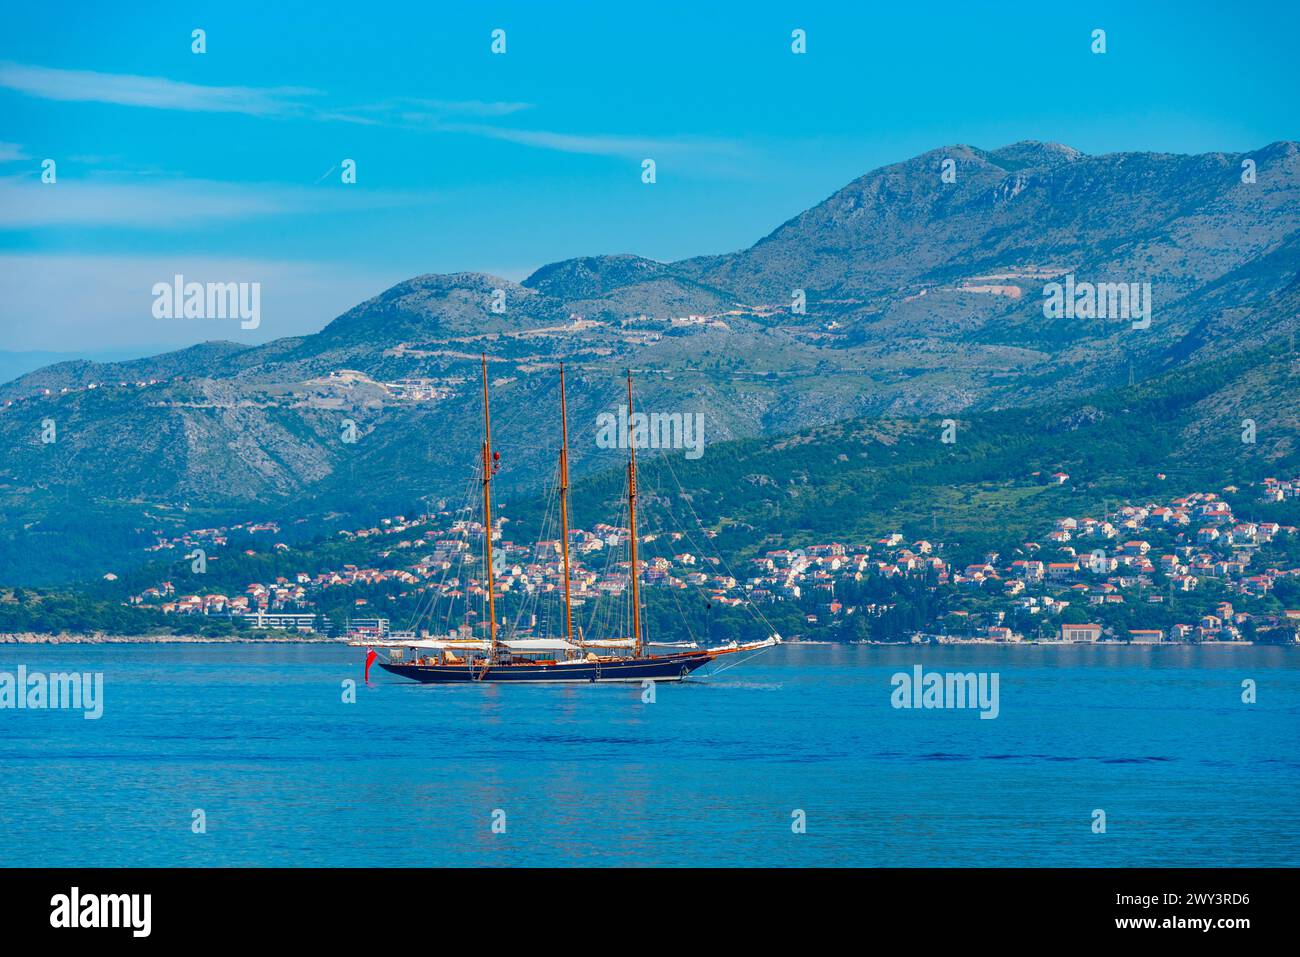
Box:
left=379, top=652, right=712, bottom=684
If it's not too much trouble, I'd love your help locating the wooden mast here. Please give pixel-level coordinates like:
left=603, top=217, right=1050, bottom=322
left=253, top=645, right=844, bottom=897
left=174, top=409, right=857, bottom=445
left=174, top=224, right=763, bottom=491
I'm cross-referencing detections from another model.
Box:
left=480, top=354, right=499, bottom=652
left=557, top=364, right=575, bottom=649
left=626, top=370, right=643, bottom=657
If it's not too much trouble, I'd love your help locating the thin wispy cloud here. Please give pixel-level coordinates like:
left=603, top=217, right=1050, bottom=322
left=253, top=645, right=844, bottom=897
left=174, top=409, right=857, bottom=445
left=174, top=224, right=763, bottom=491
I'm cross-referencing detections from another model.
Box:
left=0, top=61, right=320, bottom=116
left=443, top=122, right=743, bottom=160
left=396, top=97, right=533, bottom=118
left=0, top=60, right=739, bottom=161
left=326, top=96, right=534, bottom=128
left=0, top=141, right=28, bottom=162
left=0, top=61, right=531, bottom=126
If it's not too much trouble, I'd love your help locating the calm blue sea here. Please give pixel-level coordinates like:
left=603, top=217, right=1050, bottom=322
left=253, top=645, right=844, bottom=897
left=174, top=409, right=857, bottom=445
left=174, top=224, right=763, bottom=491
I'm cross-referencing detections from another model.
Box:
left=1, top=643, right=1297, bottom=867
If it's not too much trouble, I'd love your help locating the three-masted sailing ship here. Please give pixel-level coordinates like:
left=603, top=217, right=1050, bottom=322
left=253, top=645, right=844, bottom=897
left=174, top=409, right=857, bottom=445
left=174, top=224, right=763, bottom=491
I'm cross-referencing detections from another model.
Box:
left=358, top=355, right=779, bottom=684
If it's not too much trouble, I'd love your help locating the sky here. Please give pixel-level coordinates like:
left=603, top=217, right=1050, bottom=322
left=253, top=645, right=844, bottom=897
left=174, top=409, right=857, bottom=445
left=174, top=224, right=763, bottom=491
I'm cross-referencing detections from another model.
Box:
left=1, top=1, right=1297, bottom=360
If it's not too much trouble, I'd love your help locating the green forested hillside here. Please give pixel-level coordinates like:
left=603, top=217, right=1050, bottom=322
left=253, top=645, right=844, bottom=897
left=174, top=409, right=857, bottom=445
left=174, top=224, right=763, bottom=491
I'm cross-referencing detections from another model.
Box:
left=549, top=345, right=1299, bottom=569
left=6, top=344, right=1295, bottom=637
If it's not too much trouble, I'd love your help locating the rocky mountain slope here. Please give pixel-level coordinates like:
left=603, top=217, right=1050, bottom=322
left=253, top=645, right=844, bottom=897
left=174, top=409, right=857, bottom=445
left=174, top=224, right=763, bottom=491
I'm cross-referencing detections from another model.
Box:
left=2, top=140, right=1297, bottom=584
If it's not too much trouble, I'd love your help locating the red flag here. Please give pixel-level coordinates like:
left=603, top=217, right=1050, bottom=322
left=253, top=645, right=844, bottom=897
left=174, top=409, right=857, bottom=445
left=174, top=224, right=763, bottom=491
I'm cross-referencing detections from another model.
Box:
left=364, top=648, right=377, bottom=683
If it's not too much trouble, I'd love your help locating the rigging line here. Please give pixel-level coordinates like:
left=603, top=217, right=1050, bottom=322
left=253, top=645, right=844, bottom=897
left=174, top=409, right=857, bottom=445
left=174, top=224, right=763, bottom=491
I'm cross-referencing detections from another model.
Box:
left=600, top=491, right=632, bottom=641
left=616, top=493, right=632, bottom=640
left=703, top=642, right=779, bottom=678
left=408, top=471, right=478, bottom=634
left=542, top=462, right=570, bottom=641
left=588, top=535, right=613, bottom=641
left=456, top=499, right=481, bottom=635
left=658, top=566, right=699, bottom=646
left=514, top=492, right=558, bottom=639
left=634, top=460, right=731, bottom=641
left=437, top=519, right=474, bottom=637
left=509, top=466, right=558, bottom=637
left=429, top=542, right=456, bottom=634
left=475, top=369, right=562, bottom=506
left=405, top=470, right=477, bottom=634
left=634, top=470, right=701, bottom=646
left=658, top=450, right=781, bottom=638
left=408, top=469, right=479, bottom=636
left=583, top=491, right=627, bottom=640
left=531, top=463, right=564, bottom=635
left=440, top=526, right=474, bottom=634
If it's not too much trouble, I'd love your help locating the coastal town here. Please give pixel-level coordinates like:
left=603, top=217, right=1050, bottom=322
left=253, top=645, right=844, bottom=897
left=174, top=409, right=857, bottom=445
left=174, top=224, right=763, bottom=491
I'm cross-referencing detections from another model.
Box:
left=121, top=476, right=1300, bottom=645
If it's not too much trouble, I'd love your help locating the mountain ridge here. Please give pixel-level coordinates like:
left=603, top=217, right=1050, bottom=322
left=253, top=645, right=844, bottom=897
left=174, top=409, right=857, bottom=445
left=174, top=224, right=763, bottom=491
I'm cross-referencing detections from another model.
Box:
left=2, top=139, right=1297, bottom=584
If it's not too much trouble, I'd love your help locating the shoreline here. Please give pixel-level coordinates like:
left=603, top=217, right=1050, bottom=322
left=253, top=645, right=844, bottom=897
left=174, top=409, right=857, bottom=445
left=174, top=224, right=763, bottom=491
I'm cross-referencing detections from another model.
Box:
left=0, top=632, right=347, bottom=645
left=5, top=632, right=1291, bottom=647
left=797, top=637, right=1292, bottom=647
